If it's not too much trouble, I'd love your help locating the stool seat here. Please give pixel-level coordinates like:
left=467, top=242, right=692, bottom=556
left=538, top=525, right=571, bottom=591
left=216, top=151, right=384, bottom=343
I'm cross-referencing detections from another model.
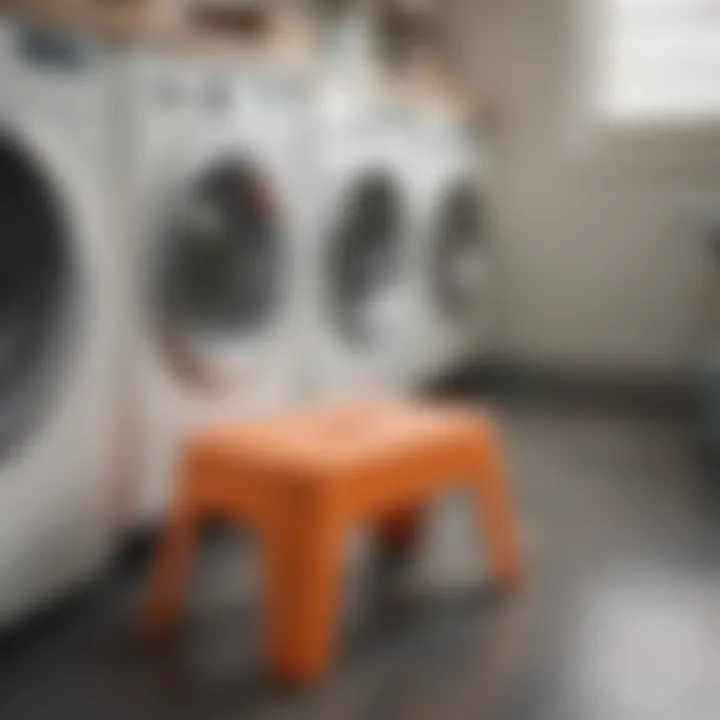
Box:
left=190, top=397, right=484, bottom=483
left=143, top=397, right=526, bottom=685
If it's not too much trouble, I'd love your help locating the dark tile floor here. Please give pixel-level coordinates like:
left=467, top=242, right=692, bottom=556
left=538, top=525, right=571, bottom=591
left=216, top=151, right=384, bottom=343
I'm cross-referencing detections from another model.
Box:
left=0, top=398, right=718, bottom=720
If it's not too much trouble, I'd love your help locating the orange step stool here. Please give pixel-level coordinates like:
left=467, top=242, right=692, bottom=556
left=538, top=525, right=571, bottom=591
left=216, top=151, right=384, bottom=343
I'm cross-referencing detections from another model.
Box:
left=142, top=397, right=526, bottom=684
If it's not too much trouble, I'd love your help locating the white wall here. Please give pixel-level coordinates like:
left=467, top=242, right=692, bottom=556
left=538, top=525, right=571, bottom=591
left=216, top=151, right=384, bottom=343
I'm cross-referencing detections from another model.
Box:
left=448, top=0, right=720, bottom=375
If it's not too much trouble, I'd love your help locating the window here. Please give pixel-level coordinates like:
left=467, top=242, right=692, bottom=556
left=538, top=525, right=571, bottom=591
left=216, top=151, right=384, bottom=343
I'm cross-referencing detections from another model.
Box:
left=598, top=0, right=720, bottom=122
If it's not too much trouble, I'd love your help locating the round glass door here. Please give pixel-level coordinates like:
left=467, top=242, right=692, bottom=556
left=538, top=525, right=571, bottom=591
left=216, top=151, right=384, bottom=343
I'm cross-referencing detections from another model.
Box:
left=327, top=173, right=404, bottom=348
left=157, top=158, right=283, bottom=387
left=432, top=182, right=486, bottom=321
left=0, top=136, right=73, bottom=454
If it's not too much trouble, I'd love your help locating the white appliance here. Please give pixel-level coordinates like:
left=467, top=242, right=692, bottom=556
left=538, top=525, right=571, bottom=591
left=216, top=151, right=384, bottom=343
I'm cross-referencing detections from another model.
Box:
left=303, top=81, right=417, bottom=400
left=0, top=19, right=120, bottom=624
left=121, top=48, right=310, bottom=525
left=408, top=102, right=493, bottom=382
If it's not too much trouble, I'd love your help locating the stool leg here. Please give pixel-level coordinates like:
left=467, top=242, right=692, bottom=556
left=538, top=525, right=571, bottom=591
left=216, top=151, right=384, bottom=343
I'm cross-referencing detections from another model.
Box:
left=375, top=505, right=425, bottom=557
left=142, top=496, right=199, bottom=637
left=262, top=494, right=344, bottom=685
left=469, top=424, right=526, bottom=589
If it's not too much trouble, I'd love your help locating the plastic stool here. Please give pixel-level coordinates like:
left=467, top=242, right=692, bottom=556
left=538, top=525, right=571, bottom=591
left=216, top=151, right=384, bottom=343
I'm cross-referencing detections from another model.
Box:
left=142, top=397, right=525, bottom=684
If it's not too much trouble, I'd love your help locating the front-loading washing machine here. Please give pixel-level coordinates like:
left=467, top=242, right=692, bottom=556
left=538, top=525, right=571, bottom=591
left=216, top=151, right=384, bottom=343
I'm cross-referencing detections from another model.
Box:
left=408, top=100, right=494, bottom=383
left=0, top=17, right=121, bottom=625
left=303, top=79, right=417, bottom=401
left=120, top=46, right=312, bottom=525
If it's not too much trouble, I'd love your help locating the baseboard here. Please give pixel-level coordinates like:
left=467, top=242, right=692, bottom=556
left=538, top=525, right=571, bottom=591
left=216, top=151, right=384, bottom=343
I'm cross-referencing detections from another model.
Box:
left=426, top=358, right=692, bottom=416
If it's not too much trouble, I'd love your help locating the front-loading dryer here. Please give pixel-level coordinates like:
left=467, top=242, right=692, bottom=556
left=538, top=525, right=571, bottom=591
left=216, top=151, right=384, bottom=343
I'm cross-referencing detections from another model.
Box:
left=303, top=80, right=417, bottom=401
left=409, top=101, right=494, bottom=383
left=121, top=47, right=311, bottom=525
left=0, top=17, right=121, bottom=625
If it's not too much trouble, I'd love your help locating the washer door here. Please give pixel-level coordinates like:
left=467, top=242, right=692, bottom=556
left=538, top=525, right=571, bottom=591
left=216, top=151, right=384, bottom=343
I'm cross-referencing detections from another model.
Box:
left=0, top=134, right=74, bottom=455
left=156, top=156, right=285, bottom=389
left=327, top=171, right=405, bottom=349
left=431, top=181, right=487, bottom=324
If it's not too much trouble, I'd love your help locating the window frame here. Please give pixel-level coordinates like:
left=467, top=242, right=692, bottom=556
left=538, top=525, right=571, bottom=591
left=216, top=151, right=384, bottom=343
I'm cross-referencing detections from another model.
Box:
left=566, top=0, right=720, bottom=171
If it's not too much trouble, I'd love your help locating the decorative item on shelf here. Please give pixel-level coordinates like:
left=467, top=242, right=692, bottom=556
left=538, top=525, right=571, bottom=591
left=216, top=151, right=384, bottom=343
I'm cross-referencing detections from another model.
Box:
left=264, top=2, right=316, bottom=64
left=374, top=0, right=499, bottom=137
left=78, top=0, right=184, bottom=29
left=183, top=0, right=271, bottom=36
left=376, top=0, right=441, bottom=73
left=310, top=0, right=381, bottom=79
left=382, top=6, right=452, bottom=102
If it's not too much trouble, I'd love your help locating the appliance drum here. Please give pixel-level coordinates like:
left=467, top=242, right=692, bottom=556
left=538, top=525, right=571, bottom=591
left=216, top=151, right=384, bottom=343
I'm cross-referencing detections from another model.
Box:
left=156, top=158, right=284, bottom=389
left=0, top=135, right=74, bottom=455
left=327, top=172, right=404, bottom=349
